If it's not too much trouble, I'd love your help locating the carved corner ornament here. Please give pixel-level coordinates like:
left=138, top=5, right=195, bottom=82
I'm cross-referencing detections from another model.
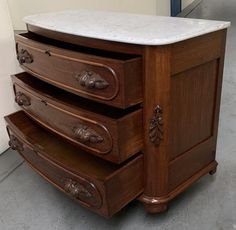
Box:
left=149, top=105, right=163, bottom=146
left=16, top=48, right=33, bottom=65
left=15, top=92, right=31, bottom=106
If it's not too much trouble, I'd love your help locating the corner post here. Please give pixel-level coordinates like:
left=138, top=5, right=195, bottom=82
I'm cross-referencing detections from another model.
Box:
left=139, top=45, right=172, bottom=213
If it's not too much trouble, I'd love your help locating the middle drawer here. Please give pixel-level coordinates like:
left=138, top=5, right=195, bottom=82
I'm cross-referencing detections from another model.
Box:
left=12, top=72, right=143, bottom=164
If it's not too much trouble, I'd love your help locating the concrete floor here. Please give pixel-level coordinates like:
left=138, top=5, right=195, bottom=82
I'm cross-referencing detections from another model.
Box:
left=1, top=0, right=236, bottom=229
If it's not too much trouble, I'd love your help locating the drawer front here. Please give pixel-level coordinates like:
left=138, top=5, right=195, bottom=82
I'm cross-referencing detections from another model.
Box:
left=5, top=111, right=144, bottom=217
left=7, top=131, right=103, bottom=209
left=14, top=84, right=113, bottom=155
left=15, top=34, right=142, bottom=108
left=13, top=74, right=143, bottom=164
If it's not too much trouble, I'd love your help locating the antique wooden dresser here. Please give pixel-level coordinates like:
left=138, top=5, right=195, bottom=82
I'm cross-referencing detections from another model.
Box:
left=5, top=10, right=230, bottom=218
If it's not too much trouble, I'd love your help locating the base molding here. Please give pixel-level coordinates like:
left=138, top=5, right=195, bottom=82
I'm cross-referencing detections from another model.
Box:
left=139, top=161, right=218, bottom=213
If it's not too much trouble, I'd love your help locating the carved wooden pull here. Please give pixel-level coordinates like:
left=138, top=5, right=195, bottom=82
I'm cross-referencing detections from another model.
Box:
left=15, top=92, right=31, bottom=106
left=149, top=105, right=164, bottom=146
left=8, top=135, right=24, bottom=151
left=75, top=71, right=109, bottom=89
left=17, top=48, right=33, bottom=65
left=73, top=124, right=103, bottom=144
left=64, top=179, right=92, bottom=198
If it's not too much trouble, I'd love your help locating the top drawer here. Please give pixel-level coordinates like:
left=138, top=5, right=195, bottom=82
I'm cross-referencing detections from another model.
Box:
left=15, top=33, right=143, bottom=108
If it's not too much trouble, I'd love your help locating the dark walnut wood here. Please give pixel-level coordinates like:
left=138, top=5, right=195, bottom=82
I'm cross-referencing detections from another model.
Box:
left=75, top=70, right=109, bottom=90
left=15, top=33, right=143, bottom=109
left=8, top=134, right=24, bottom=151
left=16, top=46, right=33, bottom=65
left=5, top=111, right=144, bottom=218
left=12, top=72, right=143, bottom=164
left=139, top=29, right=227, bottom=213
left=73, top=124, right=104, bottom=144
left=149, top=105, right=163, bottom=146
left=15, top=92, right=31, bottom=106
left=5, top=25, right=228, bottom=217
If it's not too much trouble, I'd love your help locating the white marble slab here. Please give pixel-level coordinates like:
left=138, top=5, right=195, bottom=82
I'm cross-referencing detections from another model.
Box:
left=23, top=10, right=230, bottom=45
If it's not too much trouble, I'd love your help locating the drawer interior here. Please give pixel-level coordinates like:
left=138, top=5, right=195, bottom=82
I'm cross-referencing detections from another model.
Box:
left=17, top=32, right=140, bottom=61
left=13, top=72, right=142, bottom=119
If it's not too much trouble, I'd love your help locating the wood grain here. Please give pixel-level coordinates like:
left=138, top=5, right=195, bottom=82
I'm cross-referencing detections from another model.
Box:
left=6, top=27, right=228, bottom=216
left=12, top=73, right=143, bottom=164
left=5, top=111, right=144, bottom=218
left=15, top=33, right=143, bottom=108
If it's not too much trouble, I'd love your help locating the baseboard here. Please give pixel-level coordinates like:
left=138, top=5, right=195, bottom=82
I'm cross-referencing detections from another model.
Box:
left=177, top=0, right=202, bottom=17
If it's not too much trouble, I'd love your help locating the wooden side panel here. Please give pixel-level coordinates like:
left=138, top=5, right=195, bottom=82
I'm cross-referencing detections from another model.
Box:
left=117, top=110, right=143, bottom=163
left=105, top=155, right=144, bottom=217
left=124, top=58, right=143, bottom=107
left=139, top=30, right=227, bottom=211
left=167, top=30, right=227, bottom=193
left=171, top=30, right=224, bottom=75
left=169, top=60, right=218, bottom=159
left=168, top=138, right=215, bottom=191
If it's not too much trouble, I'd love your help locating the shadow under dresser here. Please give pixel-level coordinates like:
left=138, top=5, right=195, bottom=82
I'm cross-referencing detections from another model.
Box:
left=5, top=10, right=230, bottom=218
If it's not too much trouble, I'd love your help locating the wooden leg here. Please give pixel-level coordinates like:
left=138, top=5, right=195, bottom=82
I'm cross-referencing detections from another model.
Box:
left=143, top=202, right=168, bottom=214
left=209, top=167, right=217, bottom=175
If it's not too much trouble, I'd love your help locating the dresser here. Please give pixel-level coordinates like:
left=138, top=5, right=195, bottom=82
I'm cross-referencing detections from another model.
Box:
left=5, top=10, right=230, bottom=218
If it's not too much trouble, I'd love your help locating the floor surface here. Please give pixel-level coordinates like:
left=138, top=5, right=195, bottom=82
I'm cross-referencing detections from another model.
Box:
left=1, top=0, right=236, bottom=229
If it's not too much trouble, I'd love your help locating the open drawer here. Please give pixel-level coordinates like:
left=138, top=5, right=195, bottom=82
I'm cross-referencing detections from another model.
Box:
left=15, top=32, right=142, bottom=108
left=12, top=72, right=143, bottom=164
left=5, top=111, right=144, bottom=218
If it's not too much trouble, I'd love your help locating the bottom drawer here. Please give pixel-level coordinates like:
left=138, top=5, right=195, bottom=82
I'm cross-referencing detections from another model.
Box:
left=5, top=111, right=144, bottom=218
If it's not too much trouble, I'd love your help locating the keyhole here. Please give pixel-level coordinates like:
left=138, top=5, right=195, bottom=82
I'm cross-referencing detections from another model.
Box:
left=41, top=100, right=47, bottom=106
left=45, top=50, right=51, bottom=56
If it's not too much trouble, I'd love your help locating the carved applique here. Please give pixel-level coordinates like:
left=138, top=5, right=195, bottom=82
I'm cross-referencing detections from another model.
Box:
left=149, top=105, right=163, bottom=146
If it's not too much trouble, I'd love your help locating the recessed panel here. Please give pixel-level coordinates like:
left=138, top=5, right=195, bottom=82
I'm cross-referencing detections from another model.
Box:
left=169, top=60, right=218, bottom=160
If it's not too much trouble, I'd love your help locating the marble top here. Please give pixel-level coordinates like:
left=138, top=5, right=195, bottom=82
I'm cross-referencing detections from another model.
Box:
left=23, top=10, right=230, bottom=46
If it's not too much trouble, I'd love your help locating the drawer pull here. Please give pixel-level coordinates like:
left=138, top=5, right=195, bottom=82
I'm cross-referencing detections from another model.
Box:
left=64, top=178, right=92, bottom=198
left=15, top=92, right=31, bottom=106
left=73, top=125, right=103, bottom=144
left=76, top=71, right=109, bottom=90
left=17, top=48, right=33, bottom=65
left=8, top=135, right=24, bottom=151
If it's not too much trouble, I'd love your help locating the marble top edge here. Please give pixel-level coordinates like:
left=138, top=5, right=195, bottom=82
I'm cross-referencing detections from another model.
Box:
left=23, top=10, right=231, bottom=46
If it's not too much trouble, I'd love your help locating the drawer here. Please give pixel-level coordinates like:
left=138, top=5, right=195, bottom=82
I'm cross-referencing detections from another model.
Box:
left=12, top=73, right=143, bottom=164
left=15, top=33, right=142, bottom=108
left=5, top=111, right=144, bottom=218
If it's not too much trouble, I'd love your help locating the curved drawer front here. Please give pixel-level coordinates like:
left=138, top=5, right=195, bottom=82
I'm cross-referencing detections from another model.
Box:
left=12, top=73, right=143, bottom=164
left=15, top=33, right=142, bottom=108
left=7, top=131, right=102, bottom=209
left=14, top=84, right=113, bottom=155
left=5, top=111, right=144, bottom=217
